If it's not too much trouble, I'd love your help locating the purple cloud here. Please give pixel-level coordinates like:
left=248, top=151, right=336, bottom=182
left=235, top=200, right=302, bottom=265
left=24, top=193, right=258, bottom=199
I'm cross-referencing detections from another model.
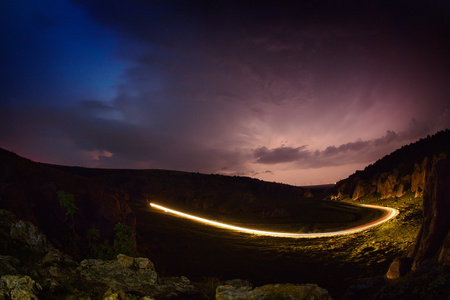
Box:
left=0, top=0, right=449, bottom=185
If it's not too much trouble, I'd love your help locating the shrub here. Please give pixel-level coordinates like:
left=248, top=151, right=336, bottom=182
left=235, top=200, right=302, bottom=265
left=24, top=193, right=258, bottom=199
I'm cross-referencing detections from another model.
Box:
left=113, top=222, right=136, bottom=257
left=57, top=190, right=79, bottom=254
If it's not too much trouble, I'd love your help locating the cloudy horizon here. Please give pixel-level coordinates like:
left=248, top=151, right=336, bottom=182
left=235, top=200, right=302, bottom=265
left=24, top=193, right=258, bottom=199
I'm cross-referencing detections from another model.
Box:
left=1, top=0, right=449, bottom=185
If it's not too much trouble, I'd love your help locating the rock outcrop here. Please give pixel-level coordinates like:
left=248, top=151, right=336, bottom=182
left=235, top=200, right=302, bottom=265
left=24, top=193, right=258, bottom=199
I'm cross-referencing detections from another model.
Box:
left=78, top=254, right=158, bottom=295
left=216, top=279, right=332, bottom=300
left=0, top=209, right=55, bottom=255
left=335, top=154, right=447, bottom=201
left=333, top=130, right=450, bottom=201
left=0, top=275, right=42, bottom=300
left=407, top=157, right=450, bottom=270
left=0, top=209, right=200, bottom=299
left=376, top=158, right=450, bottom=298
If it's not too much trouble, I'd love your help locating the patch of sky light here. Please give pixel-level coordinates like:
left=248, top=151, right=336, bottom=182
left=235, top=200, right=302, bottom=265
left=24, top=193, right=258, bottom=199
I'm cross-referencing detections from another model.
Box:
left=42, top=1, right=129, bottom=104
left=0, top=0, right=129, bottom=112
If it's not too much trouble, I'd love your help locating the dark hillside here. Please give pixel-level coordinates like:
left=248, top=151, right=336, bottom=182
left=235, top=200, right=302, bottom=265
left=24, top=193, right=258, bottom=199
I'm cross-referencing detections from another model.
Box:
left=334, top=129, right=450, bottom=200
left=358, top=129, right=449, bottom=180
left=0, top=147, right=315, bottom=257
left=50, top=165, right=313, bottom=220
left=0, top=148, right=135, bottom=255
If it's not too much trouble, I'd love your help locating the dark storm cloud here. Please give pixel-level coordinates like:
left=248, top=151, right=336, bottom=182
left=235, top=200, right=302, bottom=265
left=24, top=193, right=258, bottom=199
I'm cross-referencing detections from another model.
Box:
left=253, top=146, right=309, bottom=164
left=0, top=103, right=249, bottom=172
left=1, top=0, right=449, bottom=185
left=253, top=129, right=417, bottom=169
left=72, top=0, right=450, bottom=116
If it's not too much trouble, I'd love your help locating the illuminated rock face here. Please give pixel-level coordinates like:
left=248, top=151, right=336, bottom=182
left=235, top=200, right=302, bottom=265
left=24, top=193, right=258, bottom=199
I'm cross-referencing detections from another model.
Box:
left=386, top=257, right=412, bottom=280
left=408, top=158, right=450, bottom=271
left=216, top=280, right=332, bottom=300
left=380, top=158, right=450, bottom=298
left=386, top=158, right=450, bottom=279
left=339, top=155, right=446, bottom=201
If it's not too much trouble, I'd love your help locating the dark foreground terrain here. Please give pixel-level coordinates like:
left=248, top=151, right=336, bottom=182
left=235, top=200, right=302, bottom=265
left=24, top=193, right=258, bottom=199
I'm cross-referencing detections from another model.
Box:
left=132, top=193, right=420, bottom=297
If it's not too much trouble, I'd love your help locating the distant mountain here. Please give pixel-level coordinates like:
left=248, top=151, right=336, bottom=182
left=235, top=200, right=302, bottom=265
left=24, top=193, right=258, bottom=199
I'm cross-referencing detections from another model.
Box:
left=334, top=129, right=450, bottom=201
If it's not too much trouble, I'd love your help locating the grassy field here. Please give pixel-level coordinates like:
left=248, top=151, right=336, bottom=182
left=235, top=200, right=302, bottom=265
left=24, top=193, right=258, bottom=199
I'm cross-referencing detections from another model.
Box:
left=132, top=191, right=423, bottom=298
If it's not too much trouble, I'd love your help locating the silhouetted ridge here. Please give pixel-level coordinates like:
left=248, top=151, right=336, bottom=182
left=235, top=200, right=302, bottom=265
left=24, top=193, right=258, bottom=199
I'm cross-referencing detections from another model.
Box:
left=335, top=129, right=449, bottom=200
left=360, top=129, right=450, bottom=180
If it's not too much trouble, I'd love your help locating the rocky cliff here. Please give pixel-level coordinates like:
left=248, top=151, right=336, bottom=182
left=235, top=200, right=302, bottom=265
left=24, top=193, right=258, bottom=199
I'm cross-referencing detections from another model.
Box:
left=345, top=158, right=450, bottom=299
left=334, top=130, right=450, bottom=201
left=377, top=157, right=450, bottom=299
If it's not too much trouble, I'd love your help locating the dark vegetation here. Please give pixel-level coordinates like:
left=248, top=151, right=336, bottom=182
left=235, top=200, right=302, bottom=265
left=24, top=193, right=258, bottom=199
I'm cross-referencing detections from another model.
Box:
left=359, top=129, right=449, bottom=181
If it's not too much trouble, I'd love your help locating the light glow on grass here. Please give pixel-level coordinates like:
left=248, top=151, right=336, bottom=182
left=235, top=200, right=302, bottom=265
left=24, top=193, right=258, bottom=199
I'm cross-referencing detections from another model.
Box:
left=150, top=203, right=399, bottom=238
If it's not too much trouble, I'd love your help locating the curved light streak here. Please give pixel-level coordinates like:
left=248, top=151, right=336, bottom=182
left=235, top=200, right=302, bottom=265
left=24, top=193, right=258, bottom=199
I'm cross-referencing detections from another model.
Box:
left=149, top=202, right=399, bottom=238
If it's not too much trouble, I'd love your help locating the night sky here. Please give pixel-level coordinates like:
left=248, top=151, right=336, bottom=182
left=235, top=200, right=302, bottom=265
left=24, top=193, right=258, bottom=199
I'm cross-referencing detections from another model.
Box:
left=1, top=1, right=449, bottom=185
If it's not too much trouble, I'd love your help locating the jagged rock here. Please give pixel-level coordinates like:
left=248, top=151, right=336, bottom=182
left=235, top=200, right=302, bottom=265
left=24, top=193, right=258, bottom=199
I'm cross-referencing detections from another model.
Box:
left=438, top=231, right=450, bottom=265
left=377, top=171, right=398, bottom=199
left=216, top=281, right=332, bottom=300
left=156, top=276, right=199, bottom=299
left=103, top=291, right=128, bottom=300
left=386, top=257, right=412, bottom=280
left=351, top=180, right=366, bottom=200
left=78, top=254, right=158, bottom=295
left=345, top=276, right=386, bottom=300
left=216, top=281, right=252, bottom=300
left=41, top=249, right=69, bottom=265
left=376, top=262, right=449, bottom=300
left=407, top=158, right=450, bottom=271
left=9, top=220, right=51, bottom=252
left=0, top=209, right=54, bottom=254
left=411, top=157, right=429, bottom=198
left=0, top=275, right=42, bottom=300
left=378, top=158, right=450, bottom=299
left=116, top=253, right=135, bottom=268
left=0, top=256, right=20, bottom=275
left=103, top=292, right=156, bottom=300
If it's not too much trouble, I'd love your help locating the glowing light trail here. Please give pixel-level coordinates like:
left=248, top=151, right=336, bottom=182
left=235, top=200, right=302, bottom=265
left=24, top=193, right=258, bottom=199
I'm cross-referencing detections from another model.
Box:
left=150, top=203, right=399, bottom=238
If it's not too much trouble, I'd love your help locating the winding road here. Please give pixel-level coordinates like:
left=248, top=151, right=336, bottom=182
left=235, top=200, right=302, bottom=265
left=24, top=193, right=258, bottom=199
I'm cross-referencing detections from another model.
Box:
left=150, top=202, right=399, bottom=238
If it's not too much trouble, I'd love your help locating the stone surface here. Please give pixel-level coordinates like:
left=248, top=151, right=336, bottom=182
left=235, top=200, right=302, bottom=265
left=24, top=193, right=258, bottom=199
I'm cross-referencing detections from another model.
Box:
left=376, top=262, right=449, bottom=300
left=0, top=209, right=54, bottom=254
left=411, top=157, right=429, bottom=198
left=156, top=276, right=199, bottom=299
left=0, top=275, right=42, bottom=300
left=386, top=257, right=413, bottom=280
left=78, top=254, right=158, bottom=295
left=216, top=281, right=332, bottom=300
left=408, top=158, right=450, bottom=271
left=377, top=158, right=450, bottom=299
left=438, top=231, right=450, bottom=266
left=0, top=256, right=20, bottom=275
left=345, top=276, right=387, bottom=300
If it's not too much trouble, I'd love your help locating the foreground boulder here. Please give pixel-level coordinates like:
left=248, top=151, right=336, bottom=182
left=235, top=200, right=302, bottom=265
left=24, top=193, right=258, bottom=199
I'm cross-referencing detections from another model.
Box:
left=216, top=279, right=332, bottom=300
left=78, top=254, right=199, bottom=298
left=0, top=209, right=55, bottom=255
left=78, top=254, right=158, bottom=295
left=0, top=209, right=200, bottom=299
left=0, top=275, right=42, bottom=300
